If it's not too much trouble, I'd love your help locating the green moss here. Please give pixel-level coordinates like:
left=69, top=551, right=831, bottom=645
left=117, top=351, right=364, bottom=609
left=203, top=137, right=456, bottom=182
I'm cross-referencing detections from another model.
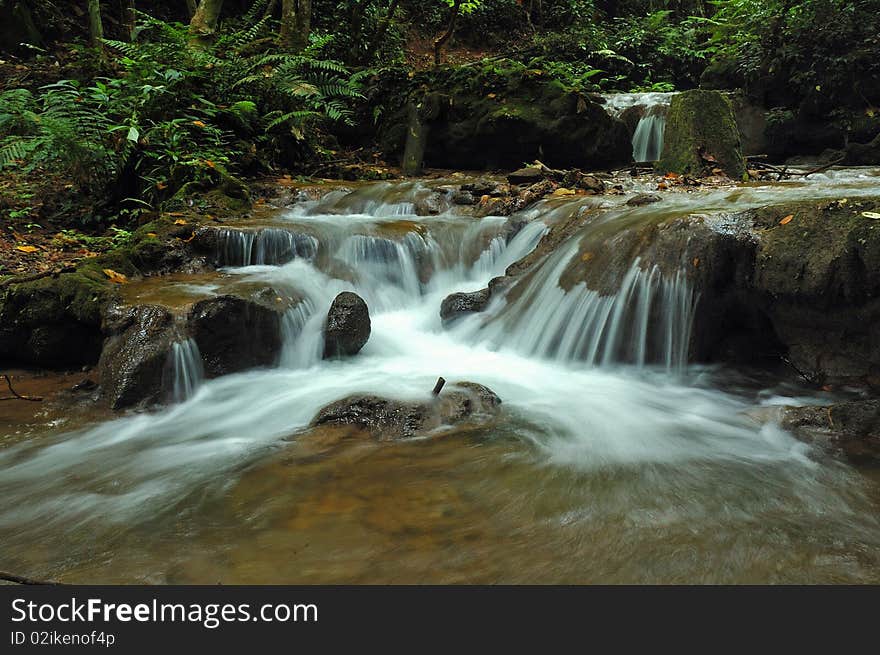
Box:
left=658, top=90, right=746, bottom=178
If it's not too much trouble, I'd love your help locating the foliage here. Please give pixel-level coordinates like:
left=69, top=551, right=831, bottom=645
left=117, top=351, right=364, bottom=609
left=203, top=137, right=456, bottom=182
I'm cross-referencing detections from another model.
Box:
left=0, top=11, right=364, bottom=223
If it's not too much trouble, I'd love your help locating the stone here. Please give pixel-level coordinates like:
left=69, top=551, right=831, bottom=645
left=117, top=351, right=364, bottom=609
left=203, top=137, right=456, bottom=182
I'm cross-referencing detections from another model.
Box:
left=780, top=400, right=880, bottom=463
left=626, top=193, right=662, bottom=206
left=658, top=90, right=746, bottom=179
left=311, top=381, right=502, bottom=441
left=323, top=292, right=371, bottom=359
left=188, top=295, right=283, bottom=377
left=507, top=167, right=545, bottom=185
left=97, top=304, right=176, bottom=409
left=440, top=288, right=491, bottom=324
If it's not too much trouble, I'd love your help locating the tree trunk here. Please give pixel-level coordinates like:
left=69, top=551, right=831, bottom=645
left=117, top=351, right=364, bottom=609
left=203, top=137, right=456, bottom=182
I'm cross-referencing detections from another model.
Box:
left=433, top=0, right=462, bottom=67
left=126, top=0, right=136, bottom=41
left=185, top=0, right=198, bottom=18
left=189, top=0, right=224, bottom=47
left=87, top=0, right=103, bottom=47
left=280, top=0, right=311, bottom=51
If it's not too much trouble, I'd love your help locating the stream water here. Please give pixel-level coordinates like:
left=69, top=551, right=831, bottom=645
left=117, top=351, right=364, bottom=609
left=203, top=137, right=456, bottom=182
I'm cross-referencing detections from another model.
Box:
left=2, top=170, right=880, bottom=583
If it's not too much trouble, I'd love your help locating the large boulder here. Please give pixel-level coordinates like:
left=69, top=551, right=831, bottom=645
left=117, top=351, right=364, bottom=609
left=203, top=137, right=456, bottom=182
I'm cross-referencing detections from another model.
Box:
left=323, top=292, right=371, bottom=359
left=779, top=400, right=880, bottom=463
left=658, top=90, right=746, bottom=179
left=188, top=295, right=283, bottom=376
left=311, top=381, right=502, bottom=441
left=97, top=304, right=176, bottom=409
left=0, top=270, right=115, bottom=368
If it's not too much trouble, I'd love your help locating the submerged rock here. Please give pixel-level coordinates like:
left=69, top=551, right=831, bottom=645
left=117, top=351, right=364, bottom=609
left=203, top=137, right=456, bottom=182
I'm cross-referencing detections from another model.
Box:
left=779, top=400, right=880, bottom=463
left=626, top=193, right=663, bottom=206
left=311, top=381, right=502, bottom=441
left=189, top=295, right=283, bottom=377
left=658, top=90, right=746, bottom=179
left=97, top=304, right=176, bottom=409
left=323, top=292, right=371, bottom=359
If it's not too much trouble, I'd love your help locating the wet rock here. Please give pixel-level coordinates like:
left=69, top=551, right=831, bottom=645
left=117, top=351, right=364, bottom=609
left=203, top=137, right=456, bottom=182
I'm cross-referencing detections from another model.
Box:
left=658, top=90, right=746, bottom=179
left=189, top=295, right=283, bottom=377
left=323, top=292, right=371, bottom=359
left=461, top=179, right=505, bottom=196
left=97, top=304, right=176, bottom=409
left=780, top=400, right=880, bottom=463
left=626, top=193, right=663, bottom=207
left=440, top=288, right=491, bottom=324
left=311, top=381, right=502, bottom=441
left=451, top=190, right=475, bottom=205
left=843, top=133, right=880, bottom=165
left=507, top=167, right=545, bottom=185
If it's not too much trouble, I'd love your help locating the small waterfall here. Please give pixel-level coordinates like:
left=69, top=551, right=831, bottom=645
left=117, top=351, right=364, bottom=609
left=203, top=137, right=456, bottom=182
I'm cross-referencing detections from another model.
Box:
left=473, top=245, right=697, bottom=371
left=632, top=105, right=667, bottom=163
left=166, top=338, right=205, bottom=402
left=603, top=92, right=674, bottom=163
left=217, top=228, right=318, bottom=267
left=336, top=233, right=434, bottom=302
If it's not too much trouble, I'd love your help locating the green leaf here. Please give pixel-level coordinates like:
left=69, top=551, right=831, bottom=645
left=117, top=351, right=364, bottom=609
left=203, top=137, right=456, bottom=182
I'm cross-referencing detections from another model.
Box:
left=126, top=127, right=140, bottom=142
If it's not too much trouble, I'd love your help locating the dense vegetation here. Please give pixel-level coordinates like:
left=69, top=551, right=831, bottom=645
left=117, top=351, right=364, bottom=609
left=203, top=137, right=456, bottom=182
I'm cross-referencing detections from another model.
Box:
left=0, top=0, right=877, bottom=250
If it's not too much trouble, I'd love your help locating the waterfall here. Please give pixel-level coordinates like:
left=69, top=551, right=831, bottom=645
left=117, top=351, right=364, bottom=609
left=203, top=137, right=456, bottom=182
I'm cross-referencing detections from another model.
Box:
left=470, top=244, right=697, bottom=371
left=166, top=338, right=205, bottom=402
left=216, top=228, right=318, bottom=267
left=632, top=105, right=667, bottom=163
left=603, top=92, right=674, bottom=163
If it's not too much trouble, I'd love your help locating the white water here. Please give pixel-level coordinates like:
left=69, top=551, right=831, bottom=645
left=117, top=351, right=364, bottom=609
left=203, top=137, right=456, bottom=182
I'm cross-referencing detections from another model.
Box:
left=1, top=177, right=878, bottom=565
left=166, top=338, right=205, bottom=403
left=603, top=92, right=673, bottom=162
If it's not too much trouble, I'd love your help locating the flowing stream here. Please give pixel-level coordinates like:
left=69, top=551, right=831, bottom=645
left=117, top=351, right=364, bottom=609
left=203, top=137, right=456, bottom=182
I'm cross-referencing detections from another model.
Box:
left=3, top=171, right=880, bottom=583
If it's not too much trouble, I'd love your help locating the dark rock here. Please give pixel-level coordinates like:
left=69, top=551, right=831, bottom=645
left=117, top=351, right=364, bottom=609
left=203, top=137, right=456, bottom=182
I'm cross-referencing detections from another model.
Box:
left=0, top=271, right=115, bottom=368
left=461, top=179, right=503, bottom=196
left=844, top=133, right=880, bottom=165
left=451, top=190, right=476, bottom=205
left=97, top=304, right=176, bottom=409
left=323, top=292, right=371, bottom=359
left=311, top=381, right=502, bottom=441
left=507, top=167, right=545, bottom=185
left=189, top=295, right=283, bottom=377
left=626, top=193, right=663, bottom=207
left=780, top=400, right=880, bottom=463
left=440, top=288, right=491, bottom=324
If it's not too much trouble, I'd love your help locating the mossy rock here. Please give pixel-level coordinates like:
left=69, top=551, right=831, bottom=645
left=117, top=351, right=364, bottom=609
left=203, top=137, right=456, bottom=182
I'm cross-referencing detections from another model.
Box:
left=0, top=270, right=117, bottom=367
left=658, top=90, right=746, bottom=179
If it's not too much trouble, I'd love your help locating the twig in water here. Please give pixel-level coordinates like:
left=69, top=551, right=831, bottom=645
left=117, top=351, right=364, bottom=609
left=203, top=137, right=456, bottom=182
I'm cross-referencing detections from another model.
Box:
left=0, top=570, right=62, bottom=585
left=0, top=374, right=43, bottom=402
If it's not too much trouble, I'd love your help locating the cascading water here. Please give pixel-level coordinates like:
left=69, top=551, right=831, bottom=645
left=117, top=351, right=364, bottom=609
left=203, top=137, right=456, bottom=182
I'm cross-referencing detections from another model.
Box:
left=216, top=227, right=318, bottom=266
left=166, top=338, right=205, bottom=402
left=3, top=176, right=880, bottom=583
left=632, top=105, right=667, bottom=163
left=604, top=92, right=674, bottom=162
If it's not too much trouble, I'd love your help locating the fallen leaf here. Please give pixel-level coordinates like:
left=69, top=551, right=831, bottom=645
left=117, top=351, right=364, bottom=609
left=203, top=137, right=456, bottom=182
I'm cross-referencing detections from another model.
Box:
left=155, top=181, right=168, bottom=190
left=657, top=182, right=668, bottom=190
left=204, top=160, right=216, bottom=168
left=192, top=120, right=207, bottom=128
left=146, top=232, right=158, bottom=238
left=183, top=232, right=196, bottom=243
left=552, top=188, right=575, bottom=196
left=487, top=93, right=497, bottom=99
left=581, top=252, right=594, bottom=263
left=861, top=211, right=880, bottom=219
left=103, top=269, right=128, bottom=284
left=15, top=245, right=38, bottom=253
left=479, top=194, right=491, bottom=204
left=173, top=219, right=187, bottom=225
left=692, top=257, right=700, bottom=267
left=779, top=215, right=794, bottom=225
left=664, top=172, right=680, bottom=179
